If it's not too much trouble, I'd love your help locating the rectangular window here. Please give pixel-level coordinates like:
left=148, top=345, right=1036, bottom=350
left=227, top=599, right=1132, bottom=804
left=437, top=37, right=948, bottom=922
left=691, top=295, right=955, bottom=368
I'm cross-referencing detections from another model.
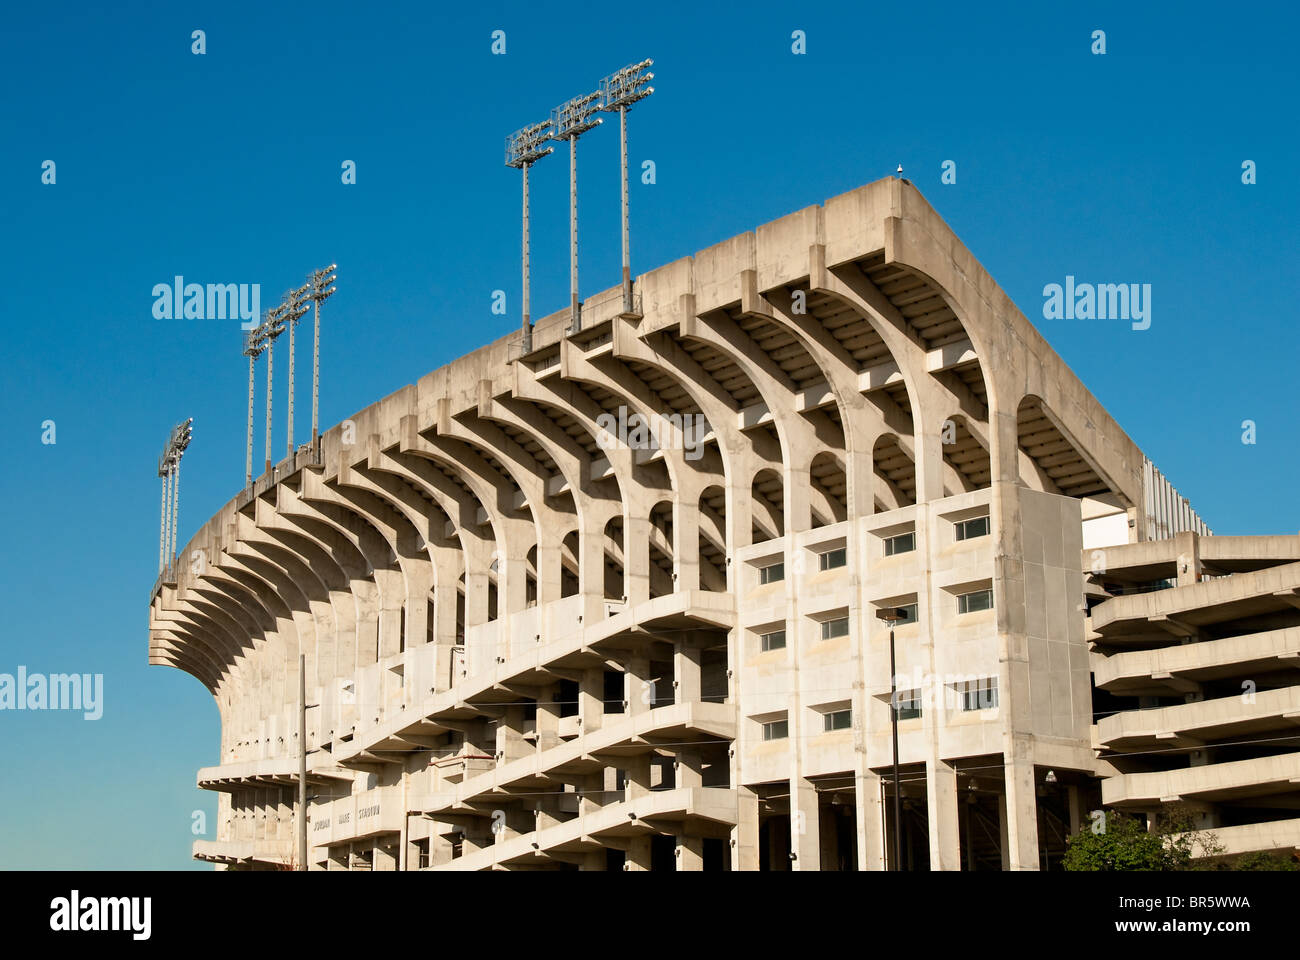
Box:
left=818, top=547, right=848, bottom=571
left=956, top=588, right=994, bottom=614
left=821, top=617, right=850, bottom=641
left=823, top=708, right=852, bottom=732
left=954, top=516, right=990, bottom=541
left=962, top=677, right=999, bottom=711
left=760, top=629, right=787, bottom=652
left=762, top=718, right=789, bottom=741
left=883, top=531, right=915, bottom=556
left=893, top=689, right=922, bottom=721
left=894, top=602, right=919, bottom=625
left=759, top=562, right=784, bottom=585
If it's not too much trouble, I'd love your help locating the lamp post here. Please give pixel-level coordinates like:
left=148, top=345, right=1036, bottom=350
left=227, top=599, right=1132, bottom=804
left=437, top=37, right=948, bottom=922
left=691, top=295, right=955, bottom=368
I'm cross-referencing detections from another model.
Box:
left=505, top=122, right=553, bottom=354
left=549, top=92, right=603, bottom=334
left=877, top=605, right=908, bottom=871
left=307, top=264, right=337, bottom=446
left=600, top=59, right=654, bottom=317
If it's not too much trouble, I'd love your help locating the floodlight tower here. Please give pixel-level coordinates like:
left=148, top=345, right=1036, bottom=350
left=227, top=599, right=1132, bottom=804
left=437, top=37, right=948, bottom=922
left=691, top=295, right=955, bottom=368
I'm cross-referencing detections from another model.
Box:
left=281, top=283, right=311, bottom=460
left=157, top=419, right=192, bottom=577
left=242, top=328, right=266, bottom=485
left=549, top=92, right=603, bottom=333
left=168, top=418, right=193, bottom=570
left=600, top=59, right=654, bottom=316
left=307, top=264, right=337, bottom=444
left=505, top=123, right=553, bottom=353
left=260, top=305, right=287, bottom=475
left=158, top=451, right=173, bottom=576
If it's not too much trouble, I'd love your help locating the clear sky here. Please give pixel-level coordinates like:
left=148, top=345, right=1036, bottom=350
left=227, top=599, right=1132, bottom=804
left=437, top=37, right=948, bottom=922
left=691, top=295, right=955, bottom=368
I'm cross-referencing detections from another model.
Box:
left=1, top=1, right=1296, bottom=868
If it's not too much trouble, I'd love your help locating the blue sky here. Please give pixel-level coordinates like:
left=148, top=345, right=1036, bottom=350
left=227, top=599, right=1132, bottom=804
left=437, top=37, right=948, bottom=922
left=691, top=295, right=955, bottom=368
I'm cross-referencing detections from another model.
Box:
left=0, top=1, right=1295, bottom=868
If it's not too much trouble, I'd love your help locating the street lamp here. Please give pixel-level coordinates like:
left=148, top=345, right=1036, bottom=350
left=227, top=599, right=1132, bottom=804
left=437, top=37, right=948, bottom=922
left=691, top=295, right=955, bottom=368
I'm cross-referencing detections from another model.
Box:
left=549, top=91, right=603, bottom=333
left=876, top=605, right=909, bottom=871
left=600, top=59, right=654, bottom=317
left=505, top=121, right=553, bottom=354
left=281, top=284, right=311, bottom=460
left=306, top=264, right=337, bottom=446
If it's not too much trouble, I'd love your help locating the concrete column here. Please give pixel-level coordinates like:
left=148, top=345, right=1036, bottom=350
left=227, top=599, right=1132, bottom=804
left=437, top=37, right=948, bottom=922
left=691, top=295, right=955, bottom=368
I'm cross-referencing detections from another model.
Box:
left=624, top=836, right=652, bottom=871
left=624, top=657, right=652, bottom=716
left=674, top=640, right=703, bottom=705
left=927, top=758, right=961, bottom=870
left=790, top=776, right=820, bottom=869
left=535, top=682, right=561, bottom=752
left=498, top=704, right=531, bottom=762
left=624, top=511, right=653, bottom=607
left=673, top=494, right=701, bottom=592
left=535, top=538, right=563, bottom=606
left=373, top=841, right=396, bottom=871
left=733, top=786, right=760, bottom=870
left=625, top=753, right=653, bottom=801
left=677, top=834, right=704, bottom=871
left=579, top=667, right=604, bottom=734
left=1003, top=752, right=1040, bottom=871
left=676, top=749, right=703, bottom=791
left=855, top=770, right=885, bottom=870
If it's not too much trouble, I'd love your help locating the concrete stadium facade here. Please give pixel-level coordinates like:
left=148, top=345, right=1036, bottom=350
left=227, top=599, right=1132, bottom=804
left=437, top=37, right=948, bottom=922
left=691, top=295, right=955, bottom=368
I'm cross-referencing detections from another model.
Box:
left=149, top=176, right=1298, bottom=870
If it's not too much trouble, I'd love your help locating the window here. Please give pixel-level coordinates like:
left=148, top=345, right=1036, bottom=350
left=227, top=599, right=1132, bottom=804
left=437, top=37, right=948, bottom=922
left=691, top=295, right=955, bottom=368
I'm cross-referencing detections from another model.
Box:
left=762, top=718, right=789, bottom=741
left=883, top=531, right=915, bottom=556
left=818, top=547, right=848, bottom=571
left=893, top=689, right=922, bottom=721
left=759, top=562, right=784, bottom=585
left=823, top=708, right=852, bottom=732
left=954, top=516, right=990, bottom=541
left=956, top=588, right=994, bottom=614
left=962, top=677, right=999, bottom=711
left=760, top=629, right=786, bottom=652
left=821, top=617, right=850, bottom=640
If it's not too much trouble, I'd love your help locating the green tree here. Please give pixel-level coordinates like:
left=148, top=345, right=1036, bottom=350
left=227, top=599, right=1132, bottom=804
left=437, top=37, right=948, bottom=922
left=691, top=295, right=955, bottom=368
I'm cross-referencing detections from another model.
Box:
left=1062, top=807, right=1221, bottom=871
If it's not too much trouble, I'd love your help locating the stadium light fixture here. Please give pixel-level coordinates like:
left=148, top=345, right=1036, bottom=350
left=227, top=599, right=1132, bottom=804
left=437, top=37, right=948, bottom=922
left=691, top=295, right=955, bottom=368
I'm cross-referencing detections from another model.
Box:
left=600, top=59, right=654, bottom=317
left=253, top=304, right=288, bottom=476
left=281, top=283, right=311, bottom=460
left=505, top=122, right=553, bottom=354
left=157, top=418, right=193, bottom=577
left=549, top=91, right=603, bottom=333
left=307, top=264, right=337, bottom=445
left=242, top=328, right=265, bottom=485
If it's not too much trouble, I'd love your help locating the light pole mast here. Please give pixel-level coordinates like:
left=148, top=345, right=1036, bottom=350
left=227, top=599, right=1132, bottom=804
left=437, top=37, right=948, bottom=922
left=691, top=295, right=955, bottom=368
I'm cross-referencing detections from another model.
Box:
left=549, top=92, right=602, bottom=334
left=157, top=419, right=192, bottom=578
left=282, top=284, right=310, bottom=460
left=158, top=454, right=172, bottom=576
left=307, top=264, right=337, bottom=446
left=259, top=305, right=286, bottom=475
left=600, top=59, right=654, bottom=316
left=242, top=330, right=264, bottom=485
left=505, top=122, right=553, bottom=354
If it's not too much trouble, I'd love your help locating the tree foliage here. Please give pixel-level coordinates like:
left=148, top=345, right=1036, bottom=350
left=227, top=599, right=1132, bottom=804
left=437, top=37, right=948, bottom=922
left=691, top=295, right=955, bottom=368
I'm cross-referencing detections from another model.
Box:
left=1062, top=807, right=1222, bottom=871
